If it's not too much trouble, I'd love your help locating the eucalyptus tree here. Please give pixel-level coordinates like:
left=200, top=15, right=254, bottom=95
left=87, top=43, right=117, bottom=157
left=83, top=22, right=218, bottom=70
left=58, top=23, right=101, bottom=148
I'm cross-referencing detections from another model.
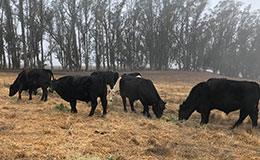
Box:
left=3, top=0, right=19, bottom=69
left=206, top=0, right=241, bottom=76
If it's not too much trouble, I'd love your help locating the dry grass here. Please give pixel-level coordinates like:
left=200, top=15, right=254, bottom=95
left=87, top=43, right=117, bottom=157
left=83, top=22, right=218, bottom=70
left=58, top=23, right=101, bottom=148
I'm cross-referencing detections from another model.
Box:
left=0, top=71, right=260, bottom=160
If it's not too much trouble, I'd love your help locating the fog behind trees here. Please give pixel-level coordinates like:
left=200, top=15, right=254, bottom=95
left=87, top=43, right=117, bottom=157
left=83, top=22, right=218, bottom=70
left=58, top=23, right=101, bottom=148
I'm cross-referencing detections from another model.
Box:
left=1, top=0, right=260, bottom=78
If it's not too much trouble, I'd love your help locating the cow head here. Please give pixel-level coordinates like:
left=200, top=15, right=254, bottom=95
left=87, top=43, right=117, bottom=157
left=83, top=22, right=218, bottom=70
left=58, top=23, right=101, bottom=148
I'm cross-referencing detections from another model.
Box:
left=152, top=100, right=166, bottom=118
left=9, top=84, right=19, bottom=96
left=49, top=79, right=58, bottom=93
left=178, top=101, right=195, bottom=120
left=9, top=73, right=23, bottom=97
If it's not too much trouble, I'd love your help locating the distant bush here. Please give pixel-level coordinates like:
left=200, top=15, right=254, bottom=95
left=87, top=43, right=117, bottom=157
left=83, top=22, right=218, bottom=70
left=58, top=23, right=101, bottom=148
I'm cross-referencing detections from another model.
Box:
left=161, top=114, right=180, bottom=123
left=53, top=103, right=70, bottom=112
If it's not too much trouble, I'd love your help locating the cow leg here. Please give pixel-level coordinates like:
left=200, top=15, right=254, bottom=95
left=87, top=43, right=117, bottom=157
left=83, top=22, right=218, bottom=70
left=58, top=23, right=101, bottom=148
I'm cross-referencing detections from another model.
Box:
left=200, top=110, right=210, bottom=125
left=89, top=99, right=98, bottom=116
left=142, top=104, right=151, bottom=118
left=145, top=105, right=152, bottom=118
left=44, top=88, right=48, bottom=101
left=28, top=89, right=32, bottom=100
left=249, top=105, right=258, bottom=128
left=70, top=100, right=77, bottom=113
left=232, top=108, right=249, bottom=129
left=100, top=96, right=107, bottom=117
left=129, top=99, right=136, bottom=113
left=109, top=89, right=113, bottom=101
left=33, top=89, right=37, bottom=95
left=18, top=90, right=22, bottom=100
left=140, top=101, right=151, bottom=118
left=40, top=88, right=44, bottom=101
left=121, top=96, right=127, bottom=112
left=41, top=87, right=48, bottom=101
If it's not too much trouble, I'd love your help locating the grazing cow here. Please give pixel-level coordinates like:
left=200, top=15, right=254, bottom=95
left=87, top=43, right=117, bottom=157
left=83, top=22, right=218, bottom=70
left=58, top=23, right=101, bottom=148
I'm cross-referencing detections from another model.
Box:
left=9, top=69, right=54, bottom=101
left=179, top=78, right=260, bottom=128
left=109, top=72, right=142, bottom=101
left=49, top=75, right=107, bottom=116
left=119, top=75, right=166, bottom=118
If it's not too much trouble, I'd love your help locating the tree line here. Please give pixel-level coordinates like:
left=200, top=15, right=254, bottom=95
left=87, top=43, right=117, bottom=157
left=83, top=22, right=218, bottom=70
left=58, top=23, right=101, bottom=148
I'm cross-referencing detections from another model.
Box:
left=1, top=0, right=260, bottom=79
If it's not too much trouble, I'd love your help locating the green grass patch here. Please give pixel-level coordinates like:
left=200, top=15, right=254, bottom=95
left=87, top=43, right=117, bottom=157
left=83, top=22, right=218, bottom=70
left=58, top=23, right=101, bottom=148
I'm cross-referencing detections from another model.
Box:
left=53, top=103, right=70, bottom=112
left=7, top=96, right=18, bottom=102
left=161, top=114, right=180, bottom=123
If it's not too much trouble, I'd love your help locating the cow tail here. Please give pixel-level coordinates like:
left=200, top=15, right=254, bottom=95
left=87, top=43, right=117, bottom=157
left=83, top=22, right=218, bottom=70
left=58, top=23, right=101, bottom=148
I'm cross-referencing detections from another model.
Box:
left=255, top=83, right=260, bottom=112
left=50, top=71, right=55, bottom=80
left=48, top=70, right=55, bottom=80
left=257, top=83, right=260, bottom=100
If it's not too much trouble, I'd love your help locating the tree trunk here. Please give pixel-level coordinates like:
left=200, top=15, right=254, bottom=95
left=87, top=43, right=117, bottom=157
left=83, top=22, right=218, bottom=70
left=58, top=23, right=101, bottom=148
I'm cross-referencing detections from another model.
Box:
left=19, top=0, right=28, bottom=69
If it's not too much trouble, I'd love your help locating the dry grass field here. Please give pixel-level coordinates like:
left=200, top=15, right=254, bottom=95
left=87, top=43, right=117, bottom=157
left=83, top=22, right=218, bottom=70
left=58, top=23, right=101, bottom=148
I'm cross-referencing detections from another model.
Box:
left=0, top=71, right=260, bottom=160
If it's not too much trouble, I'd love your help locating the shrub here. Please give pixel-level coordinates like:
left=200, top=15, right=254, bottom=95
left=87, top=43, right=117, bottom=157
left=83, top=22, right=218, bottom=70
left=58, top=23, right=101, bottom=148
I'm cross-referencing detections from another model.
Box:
left=53, top=103, right=70, bottom=112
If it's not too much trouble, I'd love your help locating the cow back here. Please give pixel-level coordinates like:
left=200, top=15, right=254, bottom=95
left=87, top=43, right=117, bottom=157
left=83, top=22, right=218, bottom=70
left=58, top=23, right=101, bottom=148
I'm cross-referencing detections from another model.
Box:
left=185, top=82, right=210, bottom=108
left=207, top=79, right=260, bottom=108
left=137, top=79, right=163, bottom=105
left=119, top=76, right=140, bottom=99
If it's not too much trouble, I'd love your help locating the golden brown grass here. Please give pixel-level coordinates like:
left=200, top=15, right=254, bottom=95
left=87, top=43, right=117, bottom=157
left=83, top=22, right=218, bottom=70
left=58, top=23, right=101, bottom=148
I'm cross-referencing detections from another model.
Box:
left=0, top=71, right=260, bottom=160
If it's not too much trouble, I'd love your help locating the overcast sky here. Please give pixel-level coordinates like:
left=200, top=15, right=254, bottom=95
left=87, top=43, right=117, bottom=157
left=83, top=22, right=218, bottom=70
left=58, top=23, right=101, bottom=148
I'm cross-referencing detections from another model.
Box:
left=209, top=0, right=260, bottom=10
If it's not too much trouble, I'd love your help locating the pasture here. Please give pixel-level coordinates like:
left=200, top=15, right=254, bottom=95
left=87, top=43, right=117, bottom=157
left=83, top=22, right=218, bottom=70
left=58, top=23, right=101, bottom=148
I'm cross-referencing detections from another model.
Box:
left=0, top=71, right=260, bottom=160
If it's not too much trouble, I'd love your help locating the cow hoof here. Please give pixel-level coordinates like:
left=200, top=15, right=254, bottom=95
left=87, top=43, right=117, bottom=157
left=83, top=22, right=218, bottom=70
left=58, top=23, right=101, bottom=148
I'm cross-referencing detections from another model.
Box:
left=124, top=109, right=128, bottom=113
left=147, top=115, right=152, bottom=119
left=200, top=122, right=207, bottom=126
left=71, top=110, right=77, bottom=114
left=231, top=126, right=237, bottom=129
left=88, top=113, right=94, bottom=116
left=132, top=110, right=137, bottom=113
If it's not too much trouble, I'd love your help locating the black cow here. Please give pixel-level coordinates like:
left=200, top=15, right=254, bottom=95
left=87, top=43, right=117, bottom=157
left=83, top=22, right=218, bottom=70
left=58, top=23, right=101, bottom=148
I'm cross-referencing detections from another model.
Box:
left=119, top=75, right=166, bottom=118
left=49, top=75, right=107, bottom=116
left=90, top=71, right=119, bottom=90
left=109, top=72, right=142, bottom=101
left=9, top=69, right=54, bottom=101
left=179, top=78, right=260, bottom=128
